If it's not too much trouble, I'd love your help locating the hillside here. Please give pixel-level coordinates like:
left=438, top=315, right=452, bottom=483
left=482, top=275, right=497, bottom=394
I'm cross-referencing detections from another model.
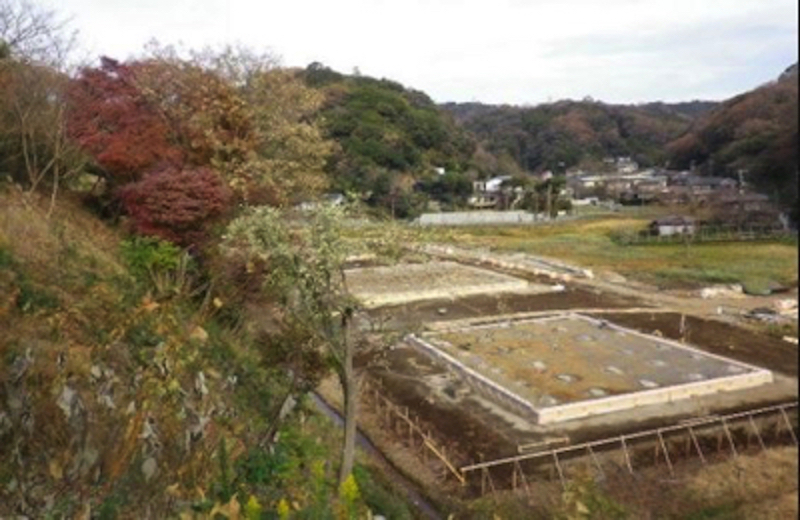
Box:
left=0, top=186, right=417, bottom=518
left=299, top=63, right=477, bottom=216
left=440, top=99, right=700, bottom=173
left=666, top=63, right=798, bottom=218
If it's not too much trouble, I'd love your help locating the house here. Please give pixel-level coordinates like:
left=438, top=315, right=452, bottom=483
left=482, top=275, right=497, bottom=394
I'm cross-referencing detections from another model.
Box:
left=649, top=215, right=696, bottom=236
left=677, top=175, right=738, bottom=194
left=615, top=156, right=638, bottom=174
left=468, top=176, right=514, bottom=209
left=711, top=192, right=781, bottom=227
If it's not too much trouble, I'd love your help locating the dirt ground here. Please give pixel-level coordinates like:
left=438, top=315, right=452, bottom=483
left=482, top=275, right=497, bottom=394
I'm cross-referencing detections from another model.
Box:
left=590, top=311, right=798, bottom=377
left=355, top=272, right=798, bottom=470
left=361, top=284, right=644, bottom=332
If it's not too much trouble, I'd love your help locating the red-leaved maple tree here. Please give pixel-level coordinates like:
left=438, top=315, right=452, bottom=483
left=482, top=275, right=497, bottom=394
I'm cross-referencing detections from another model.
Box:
left=66, top=57, right=184, bottom=185
left=117, top=165, right=231, bottom=247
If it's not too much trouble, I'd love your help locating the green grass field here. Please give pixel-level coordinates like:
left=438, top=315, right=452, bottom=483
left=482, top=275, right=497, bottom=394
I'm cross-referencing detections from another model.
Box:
left=419, top=213, right=798, bottom=289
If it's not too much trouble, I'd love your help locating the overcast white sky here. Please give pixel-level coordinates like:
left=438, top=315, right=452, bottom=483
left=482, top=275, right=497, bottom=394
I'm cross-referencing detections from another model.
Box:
left=51, top=0, right=798, bottom=105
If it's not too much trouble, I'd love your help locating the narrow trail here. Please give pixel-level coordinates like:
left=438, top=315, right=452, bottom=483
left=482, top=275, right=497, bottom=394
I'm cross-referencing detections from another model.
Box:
left=310, top=393, right=444, bottom=520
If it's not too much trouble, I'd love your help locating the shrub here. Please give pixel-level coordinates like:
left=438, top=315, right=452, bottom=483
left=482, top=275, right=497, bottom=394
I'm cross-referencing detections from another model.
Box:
left=120, top=236, right=182, bottom=279
left=118, top=166, right=231, bottom=247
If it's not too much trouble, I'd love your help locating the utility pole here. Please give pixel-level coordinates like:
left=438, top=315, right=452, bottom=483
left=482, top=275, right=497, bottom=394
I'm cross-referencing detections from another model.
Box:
left=737, top=169, right=746, bottom=194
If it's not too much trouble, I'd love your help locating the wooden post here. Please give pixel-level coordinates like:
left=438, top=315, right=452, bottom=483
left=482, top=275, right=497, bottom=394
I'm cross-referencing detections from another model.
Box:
left=780, top=407, right=798, bottom=446
left=684, top=435, right=691, bottom=458
left=553, top=451, right=567, bottom=490
left=688, top=426, right=706, bottom=465
left=512, top=463, right=518, bottom=490
left=587, top=445, right=604, bottom=478
left=621, top=436, right=634, bottom=474
left=749, top=415, right=766, bottom=451
left=657, top=430, right=674, bottom=476
left=721, top=418, right=738, bottom=458
left=514, top=460, right=531, bottom=497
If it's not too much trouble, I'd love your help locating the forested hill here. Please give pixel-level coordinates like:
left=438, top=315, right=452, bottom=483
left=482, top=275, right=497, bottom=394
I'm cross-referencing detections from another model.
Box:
left=439, top=99, right=709, bottom=173
left=666, top=63, right=798, bottom=217
left=299, top=63, right=476, bottom=196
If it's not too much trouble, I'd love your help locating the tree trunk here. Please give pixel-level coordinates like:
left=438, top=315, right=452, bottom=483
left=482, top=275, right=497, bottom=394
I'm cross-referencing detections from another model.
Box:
left=338, top=333, right=357, bottom=486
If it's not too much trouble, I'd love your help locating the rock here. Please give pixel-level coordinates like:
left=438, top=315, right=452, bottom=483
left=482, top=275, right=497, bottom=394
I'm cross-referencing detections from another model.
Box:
left=190, top=326, right=209, bottom=343
left=142, top=457, right=157, bottom=481
left=437, top=307, right=448, bottom=315
left=56, top=386, right=77, bottom=419
left=775, top=299, right=798, bottom=313
left=602, top=271, right=627, bottom=284
left=699, top=284, right=744, bottom=299
left=195, top=372, right=208, bottom=396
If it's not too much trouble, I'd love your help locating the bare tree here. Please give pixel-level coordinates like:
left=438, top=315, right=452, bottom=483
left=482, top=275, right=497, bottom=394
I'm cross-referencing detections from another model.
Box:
left=0, top=0, right=77, bottom=68
left=0, top=1, right=84, bottom=211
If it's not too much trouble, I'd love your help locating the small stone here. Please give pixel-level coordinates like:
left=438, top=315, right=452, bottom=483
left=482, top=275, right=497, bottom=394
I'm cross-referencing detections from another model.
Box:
left=57, top=386, right=77, bottom=419
left=49, top=459, right=63, bottom=480
left=639, top=379, right=659, bottom=388
left=437, top=307, right=448, bottom=315
left=190, top=326, right=209, bottom=343
left=195, top=372, right=208, bottom=396
left=90, top=365, right=102, bottom=380
left=142, top=457, right=157, bottom=481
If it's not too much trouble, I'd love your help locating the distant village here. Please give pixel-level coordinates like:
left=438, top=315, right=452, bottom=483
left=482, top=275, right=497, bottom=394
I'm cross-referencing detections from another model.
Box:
left=459, top=156, right=791, bottom=236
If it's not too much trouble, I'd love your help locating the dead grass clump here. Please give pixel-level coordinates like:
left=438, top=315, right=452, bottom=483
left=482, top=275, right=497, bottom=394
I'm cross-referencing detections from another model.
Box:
left=0, top=189, right=125, bottom=280
left=685, top=446, right=798, bottom=514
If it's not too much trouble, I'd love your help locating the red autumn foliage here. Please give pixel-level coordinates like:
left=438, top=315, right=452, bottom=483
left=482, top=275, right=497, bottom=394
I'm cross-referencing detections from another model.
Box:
left=118, top=165, right=231, bottom=247
left=66, top=57, right=184, bottom=184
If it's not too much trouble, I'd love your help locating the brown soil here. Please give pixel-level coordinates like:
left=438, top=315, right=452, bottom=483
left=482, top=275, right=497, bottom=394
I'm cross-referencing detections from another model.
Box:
left=350, top=257, right=798, bottom=502
left=363, top=285, right=644, bottom=330
left=357, top=286, right=798, bottom=470
left=594, top=311, right=799, bottom=376
left=360, top=347, right=518, bottom=464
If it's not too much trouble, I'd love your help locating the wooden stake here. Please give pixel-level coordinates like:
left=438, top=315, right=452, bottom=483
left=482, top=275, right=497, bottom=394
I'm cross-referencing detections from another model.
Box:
left=749, top=415, right=766, bottom=451
left=620, top=436, right=634, bottom=474
left=587, top=445, right=604, bottom=478
left=657, top=430, right=674, bottom=476
left=688, top=426, right=706, bottom=465
left=780, top=407, right=798, bottom=446
left=721, top=418, right=738, bottom=458
left=553, top=452, right=567, bottom=490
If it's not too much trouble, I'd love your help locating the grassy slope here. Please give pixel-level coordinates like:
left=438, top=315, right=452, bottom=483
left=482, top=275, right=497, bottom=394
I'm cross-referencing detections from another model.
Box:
left=0, top=187, right=413, bottom=518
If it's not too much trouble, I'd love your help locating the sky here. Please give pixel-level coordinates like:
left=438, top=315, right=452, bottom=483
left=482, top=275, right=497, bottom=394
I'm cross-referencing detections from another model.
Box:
left=51, top=0, right=798, bottom=105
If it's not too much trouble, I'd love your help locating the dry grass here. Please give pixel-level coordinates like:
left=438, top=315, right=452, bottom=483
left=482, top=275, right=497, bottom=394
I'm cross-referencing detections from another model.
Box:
left=0, top=188, right=125, bottom=278
left=683, top=447, right=798, bottom=518
left=421, top=214, right=798, bottom=289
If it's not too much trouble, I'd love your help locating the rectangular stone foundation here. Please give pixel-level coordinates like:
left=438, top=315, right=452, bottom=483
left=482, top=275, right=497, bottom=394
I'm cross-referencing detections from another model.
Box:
left=407, top=314, right=774, bottom=425
left=345, top=261, right=557, bottom=308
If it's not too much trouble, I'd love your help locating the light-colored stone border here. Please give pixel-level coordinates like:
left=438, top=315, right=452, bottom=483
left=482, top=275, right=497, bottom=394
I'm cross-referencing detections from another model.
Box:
left=408, top=313, right=774, bottom=425
left=346, top=262, right=560, bottom=308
